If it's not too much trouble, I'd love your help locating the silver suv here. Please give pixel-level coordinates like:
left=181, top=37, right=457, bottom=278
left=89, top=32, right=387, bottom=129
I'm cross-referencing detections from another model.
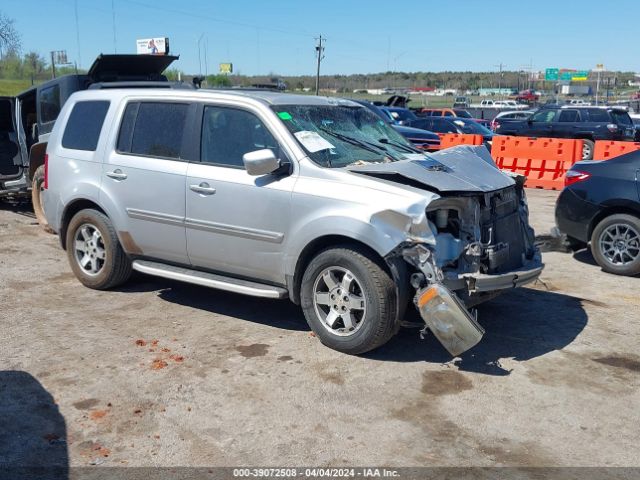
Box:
left=43, top=89, right=543, bottom=356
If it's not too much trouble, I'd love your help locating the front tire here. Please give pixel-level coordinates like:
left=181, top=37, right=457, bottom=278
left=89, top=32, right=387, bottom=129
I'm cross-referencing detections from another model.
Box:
left=31, top=165, right=54, bottom=233
left=300, top=246, right=398, bottom=354
left=66, top=209, right=132, bottom=289
left=591, top=214, right=640, bottom=276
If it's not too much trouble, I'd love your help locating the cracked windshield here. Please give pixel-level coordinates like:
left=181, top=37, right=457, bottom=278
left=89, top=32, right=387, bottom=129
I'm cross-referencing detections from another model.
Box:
left=272, top=104, right=420, bottom=167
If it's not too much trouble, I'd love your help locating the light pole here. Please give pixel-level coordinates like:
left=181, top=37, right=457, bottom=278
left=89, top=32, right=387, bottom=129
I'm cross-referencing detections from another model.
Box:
left=197, top=33, right=205, bottom=76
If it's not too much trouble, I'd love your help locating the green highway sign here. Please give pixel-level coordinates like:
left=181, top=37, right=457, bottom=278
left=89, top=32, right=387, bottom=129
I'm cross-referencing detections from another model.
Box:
left=545, top=68, right=559, bottom=81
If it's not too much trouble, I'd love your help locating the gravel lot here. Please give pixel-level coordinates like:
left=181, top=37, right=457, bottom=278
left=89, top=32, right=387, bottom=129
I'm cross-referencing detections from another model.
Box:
left=1, top=188, right=639, bottom=469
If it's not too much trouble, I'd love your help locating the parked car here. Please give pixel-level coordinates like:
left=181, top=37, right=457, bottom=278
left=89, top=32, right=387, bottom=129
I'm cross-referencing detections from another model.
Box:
left=0, top=54, right=182, bottom=229
left=516, top=89, right=539, bottom=104
left=417, top=108, right=491, bottom=128
left=555, top=150, right=640, bottom=276
left=493, top=100, right=529, bottom=110
left=495, top=106, right=635, bottom=159
left=354, top=100, right=440, bottom=151
left=410, top=116, right=494, bottom=148
left=453, top=96, right=470, bottom=108
left=43, top=89, right=542, bottom=356
left=380, top=106, right=418, bottom=125
left=490, top=110, right=535, bottom=131
left=567, top=99, right=591, bottom=106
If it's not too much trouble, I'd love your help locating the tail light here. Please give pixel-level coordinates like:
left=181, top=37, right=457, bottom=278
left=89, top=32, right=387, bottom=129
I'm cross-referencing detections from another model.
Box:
left=606, top=123, right=619, bottom=132
left=564, top=169, right=591, bottom=187
left=492, top=120, right=500, bottom=131
left=43, top=154, right=49, bottom=190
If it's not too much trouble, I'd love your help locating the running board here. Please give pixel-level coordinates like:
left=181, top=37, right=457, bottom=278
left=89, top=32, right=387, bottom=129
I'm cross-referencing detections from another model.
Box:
left=132, top=260, right=288, bottom=299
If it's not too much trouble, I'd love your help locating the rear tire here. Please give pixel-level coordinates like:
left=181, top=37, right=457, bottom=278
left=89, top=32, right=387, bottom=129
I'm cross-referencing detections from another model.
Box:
left=300, top=246, right=398, bottom=355
left=591, top=214, right=640, bottom=276
left=66, top=209, right=132, bottom=289
left=582, top=139, right=595, bottom=160
left=31, top=165, right=54, bottom=233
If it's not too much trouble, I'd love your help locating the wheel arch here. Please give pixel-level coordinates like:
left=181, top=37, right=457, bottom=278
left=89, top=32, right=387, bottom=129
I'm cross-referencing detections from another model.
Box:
left=59, top=199, right=107, bottom=250
left=588, top=204, right=640, bottom=238
left=288, top=235, right=392, bottom=305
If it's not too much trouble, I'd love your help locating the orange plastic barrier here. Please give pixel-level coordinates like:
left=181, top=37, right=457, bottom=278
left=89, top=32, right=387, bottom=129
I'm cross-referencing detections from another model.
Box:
left=438, top=133, right=484, bottom=149
left=491, top=136, right=584, bottom=191
left=593, top=141, right=640, bottom=160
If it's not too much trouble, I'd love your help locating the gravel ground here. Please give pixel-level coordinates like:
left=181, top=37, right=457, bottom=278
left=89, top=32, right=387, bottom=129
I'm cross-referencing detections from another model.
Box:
left=1, top=188, right=639, bottom=469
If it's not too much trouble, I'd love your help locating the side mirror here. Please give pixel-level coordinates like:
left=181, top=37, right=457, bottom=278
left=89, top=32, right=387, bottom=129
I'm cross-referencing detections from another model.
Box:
left=243, top=149, right=281, bottom=176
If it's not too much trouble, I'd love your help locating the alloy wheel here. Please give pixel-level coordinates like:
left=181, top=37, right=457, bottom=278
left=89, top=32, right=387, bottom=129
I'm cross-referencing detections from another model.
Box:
left=73, top=223, right=106, bottom=276
left=312, top=267, right=367, bottom=336
left=598, top=223, right=640, bottom=266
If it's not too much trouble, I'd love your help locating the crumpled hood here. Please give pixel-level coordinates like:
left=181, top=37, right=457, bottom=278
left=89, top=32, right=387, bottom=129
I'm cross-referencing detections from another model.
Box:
left=347, top=145, right=514, bottom=193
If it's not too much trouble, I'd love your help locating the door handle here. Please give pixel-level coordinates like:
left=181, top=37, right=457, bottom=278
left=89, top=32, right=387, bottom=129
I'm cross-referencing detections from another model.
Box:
left=106, top=169, right=127, bottom=180
left=189, top=182, right=216, bottom=195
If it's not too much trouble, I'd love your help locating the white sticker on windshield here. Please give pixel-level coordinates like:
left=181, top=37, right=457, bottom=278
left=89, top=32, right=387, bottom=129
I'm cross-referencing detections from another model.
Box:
left=294, top=130, right=335, bottom=153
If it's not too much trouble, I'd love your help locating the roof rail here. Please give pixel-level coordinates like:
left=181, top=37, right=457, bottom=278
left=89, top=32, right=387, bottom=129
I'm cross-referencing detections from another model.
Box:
left=88, top=81, right=195, bottom=90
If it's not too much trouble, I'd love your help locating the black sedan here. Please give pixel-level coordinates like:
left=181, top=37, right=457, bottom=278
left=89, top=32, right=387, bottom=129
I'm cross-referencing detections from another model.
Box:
left=409, top=117, right=494, bottom=148
left=353, top=100, right=441, bottom=151
left=555, top=150, right=640, bottom=276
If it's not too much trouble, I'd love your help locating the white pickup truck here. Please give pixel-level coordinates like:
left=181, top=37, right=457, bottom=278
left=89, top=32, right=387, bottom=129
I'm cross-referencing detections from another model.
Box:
left=471, top=99, right=529, bottom=109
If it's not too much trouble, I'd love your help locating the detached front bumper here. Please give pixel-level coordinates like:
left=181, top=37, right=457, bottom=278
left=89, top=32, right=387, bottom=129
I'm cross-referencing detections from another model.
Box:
left=460, top=256, right=544, bottom=293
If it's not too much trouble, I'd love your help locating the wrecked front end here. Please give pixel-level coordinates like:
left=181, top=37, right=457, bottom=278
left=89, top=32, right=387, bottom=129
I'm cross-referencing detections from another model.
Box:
left=352, top=146, right=544, bottom=356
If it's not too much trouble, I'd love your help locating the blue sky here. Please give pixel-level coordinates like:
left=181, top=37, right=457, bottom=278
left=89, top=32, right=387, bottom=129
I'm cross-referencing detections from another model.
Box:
left=3, top=0, right=637, bottom=76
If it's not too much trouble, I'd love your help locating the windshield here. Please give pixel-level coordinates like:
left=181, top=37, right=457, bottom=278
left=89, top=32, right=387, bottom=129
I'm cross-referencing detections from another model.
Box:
left=452, top=118, right=492, bottom=135
left=272, top=104, right=419, bottom=168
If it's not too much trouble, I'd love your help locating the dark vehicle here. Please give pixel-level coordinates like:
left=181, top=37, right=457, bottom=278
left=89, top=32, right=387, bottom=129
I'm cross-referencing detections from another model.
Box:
left=410, top=116, right=494, bottom=148
left=555, top=151, right=640, bottom=276
left=495, top=105, right=635, bottom=160
left=453, top=96, right=470, bottom=108
left=380, top=106, right=418, bottom=125
left=0, top=54, right=181, bottom=228
left=354, top=100, right=440, bottom=150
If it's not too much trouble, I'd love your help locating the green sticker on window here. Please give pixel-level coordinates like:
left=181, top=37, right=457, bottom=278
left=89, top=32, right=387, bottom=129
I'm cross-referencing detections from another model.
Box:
left=278, top=111, right=293, bottom=121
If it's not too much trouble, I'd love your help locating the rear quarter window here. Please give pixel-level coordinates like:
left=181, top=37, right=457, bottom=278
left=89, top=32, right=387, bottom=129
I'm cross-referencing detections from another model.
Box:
left=610, top=110, right=632, bottom=125
left=586, top=109, right=611, bottom=122
left=61, top=101, right=110, bottom=151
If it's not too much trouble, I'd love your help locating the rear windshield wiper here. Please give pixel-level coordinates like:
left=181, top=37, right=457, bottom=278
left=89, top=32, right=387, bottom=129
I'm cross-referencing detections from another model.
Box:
left=318, top=127, right=401, bottom=162
left=378, top=137, right=423, bottom=154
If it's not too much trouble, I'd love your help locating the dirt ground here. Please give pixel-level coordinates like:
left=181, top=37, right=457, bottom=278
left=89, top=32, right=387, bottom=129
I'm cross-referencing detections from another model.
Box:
left=1, top=188, right=639, bottom=469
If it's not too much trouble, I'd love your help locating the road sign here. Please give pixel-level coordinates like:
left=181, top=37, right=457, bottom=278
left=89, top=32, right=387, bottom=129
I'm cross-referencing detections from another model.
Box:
left=219, top=63, right=233, bottom=74
left=545, top=68, right=559, bottom=81
left=559, top=69, right=590, bottom=81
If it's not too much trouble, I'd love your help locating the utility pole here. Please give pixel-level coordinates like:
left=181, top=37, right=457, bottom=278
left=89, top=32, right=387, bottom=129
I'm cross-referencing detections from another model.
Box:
left=315, top=35, right=325, bottom=96
left=50, top=51, right=56, bottom=79
left=494, top=62, right=504, bottom=97
left=111, top=0, right=117, bottom=53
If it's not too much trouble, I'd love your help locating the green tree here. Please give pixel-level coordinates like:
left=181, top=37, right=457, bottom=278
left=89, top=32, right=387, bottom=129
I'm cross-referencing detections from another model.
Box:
left=0, top=11, right=21, bottom=57
left=206, top=74, right=232, bottom=87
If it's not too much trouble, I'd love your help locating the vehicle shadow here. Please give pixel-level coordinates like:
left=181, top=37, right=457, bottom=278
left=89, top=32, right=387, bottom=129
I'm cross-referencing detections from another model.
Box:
left=0, top=198, right=35, bottom=218
left=118, top=275, right=587, bottom=375
left=131, top=277, right=311, bottom=332
left=365, top=287, right=588, bottom=376
left=0, top=371, right=68, bottom=480
left=572, top=248, right=598, bottom=266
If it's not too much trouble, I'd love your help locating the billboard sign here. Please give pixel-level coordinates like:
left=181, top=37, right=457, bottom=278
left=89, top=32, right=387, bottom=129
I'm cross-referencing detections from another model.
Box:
left=219, top=63, right=233, bottom=74
left=136, top=37, right=169, bottom=55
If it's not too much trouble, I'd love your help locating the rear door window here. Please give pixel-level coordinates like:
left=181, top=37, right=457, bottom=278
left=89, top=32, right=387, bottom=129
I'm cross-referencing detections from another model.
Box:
left=117, top=102, right=189, bottom=159
left=558, top=110, right=580, bottom=122
left=62, top=101, right=110, bottom=151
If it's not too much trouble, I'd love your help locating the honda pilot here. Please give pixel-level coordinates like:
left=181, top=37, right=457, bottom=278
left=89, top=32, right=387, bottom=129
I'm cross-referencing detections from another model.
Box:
left=43, top=89, right=543, bottom=356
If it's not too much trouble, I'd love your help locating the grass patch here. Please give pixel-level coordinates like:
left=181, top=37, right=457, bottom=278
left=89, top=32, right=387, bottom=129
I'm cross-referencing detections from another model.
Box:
left=0, top=79, right=31, bottom=96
